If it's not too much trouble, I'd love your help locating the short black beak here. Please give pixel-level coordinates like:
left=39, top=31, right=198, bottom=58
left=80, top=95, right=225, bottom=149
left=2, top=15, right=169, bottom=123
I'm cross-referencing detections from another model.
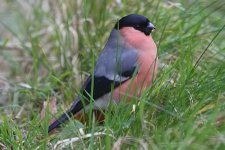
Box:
left=147, top=22, right=155, bottom=30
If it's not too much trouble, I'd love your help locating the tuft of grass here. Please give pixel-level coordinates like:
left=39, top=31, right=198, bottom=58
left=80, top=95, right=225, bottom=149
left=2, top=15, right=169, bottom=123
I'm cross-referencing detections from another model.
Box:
left=0, top=0, right=225, bottom=149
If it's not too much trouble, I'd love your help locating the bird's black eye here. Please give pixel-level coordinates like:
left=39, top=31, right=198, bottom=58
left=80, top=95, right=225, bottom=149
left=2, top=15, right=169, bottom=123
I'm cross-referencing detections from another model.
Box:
left=133, top=22, right=149, bottom=35
left=134, top=25, right=141, bottom=30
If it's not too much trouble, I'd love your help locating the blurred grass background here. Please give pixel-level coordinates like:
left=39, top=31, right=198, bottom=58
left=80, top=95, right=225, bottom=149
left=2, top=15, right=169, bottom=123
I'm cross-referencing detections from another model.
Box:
left=0, top=0, right=225, bottom=149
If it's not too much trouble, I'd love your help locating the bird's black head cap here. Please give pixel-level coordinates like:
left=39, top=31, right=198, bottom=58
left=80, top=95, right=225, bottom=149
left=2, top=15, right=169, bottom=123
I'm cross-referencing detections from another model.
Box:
left=114, top=14, right=155, bottom=36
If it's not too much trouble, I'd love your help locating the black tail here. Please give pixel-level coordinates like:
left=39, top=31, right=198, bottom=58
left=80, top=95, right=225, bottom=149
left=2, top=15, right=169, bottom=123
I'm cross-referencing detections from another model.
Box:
left=48, top=112, right=71, bottom=133
left=48, top=97, right=84, bottom=133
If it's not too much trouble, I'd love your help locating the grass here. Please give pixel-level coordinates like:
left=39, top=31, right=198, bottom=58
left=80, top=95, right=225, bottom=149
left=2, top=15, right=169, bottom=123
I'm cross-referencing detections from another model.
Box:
left=0, top=0, right=225, bottom=149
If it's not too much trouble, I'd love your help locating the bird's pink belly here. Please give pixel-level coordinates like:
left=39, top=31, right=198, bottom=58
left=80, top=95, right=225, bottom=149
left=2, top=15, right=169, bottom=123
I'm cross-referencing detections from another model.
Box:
left=113, top=60, right=157, bottom=102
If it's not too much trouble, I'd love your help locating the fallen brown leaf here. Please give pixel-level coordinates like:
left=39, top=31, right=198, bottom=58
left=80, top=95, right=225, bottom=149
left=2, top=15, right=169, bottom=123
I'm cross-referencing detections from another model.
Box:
left=40, top=96, right=57, bottom=121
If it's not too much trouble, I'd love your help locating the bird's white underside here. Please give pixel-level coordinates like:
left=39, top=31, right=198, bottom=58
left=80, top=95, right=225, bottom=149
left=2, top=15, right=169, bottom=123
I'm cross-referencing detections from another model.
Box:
left=80, top=93, right=116, bottom=113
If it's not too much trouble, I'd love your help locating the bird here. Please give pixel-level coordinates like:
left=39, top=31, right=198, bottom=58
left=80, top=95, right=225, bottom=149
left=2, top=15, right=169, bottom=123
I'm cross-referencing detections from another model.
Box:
left=48, top=14, right=158, bottom=133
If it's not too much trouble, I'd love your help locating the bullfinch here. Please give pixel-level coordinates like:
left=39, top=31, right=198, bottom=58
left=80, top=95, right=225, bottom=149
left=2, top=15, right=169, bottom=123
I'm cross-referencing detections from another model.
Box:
left=48, top=14, right=158, bottom=133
